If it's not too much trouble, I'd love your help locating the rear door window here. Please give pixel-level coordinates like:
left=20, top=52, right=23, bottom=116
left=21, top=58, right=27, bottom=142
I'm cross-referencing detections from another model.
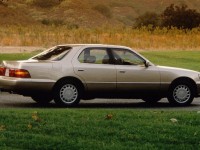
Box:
left=78, top=48, right=111, bottom=64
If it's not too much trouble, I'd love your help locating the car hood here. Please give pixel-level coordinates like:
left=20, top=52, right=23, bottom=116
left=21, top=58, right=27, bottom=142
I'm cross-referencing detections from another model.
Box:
left=158, top=65, right=199, bottom=73
left=157, top=65, right=200, bottom=79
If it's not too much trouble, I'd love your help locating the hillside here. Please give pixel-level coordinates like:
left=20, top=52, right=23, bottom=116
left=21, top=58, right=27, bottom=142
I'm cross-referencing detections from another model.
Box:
left=1, top=0, right=200, bottom=27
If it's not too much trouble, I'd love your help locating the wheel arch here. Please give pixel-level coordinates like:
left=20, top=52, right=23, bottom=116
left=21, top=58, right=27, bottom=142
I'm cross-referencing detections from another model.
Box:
left=52, top=76, right=85, bottom=94
left=169, top=77, right=197, bottom=96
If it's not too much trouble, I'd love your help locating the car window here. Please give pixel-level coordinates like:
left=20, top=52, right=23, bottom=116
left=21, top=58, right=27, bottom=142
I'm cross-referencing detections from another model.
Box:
left=32, top=46, right=71, bottom=61
left=78, top=48, right=111, bottom=64
left=111, top=49, right=145, bottom=65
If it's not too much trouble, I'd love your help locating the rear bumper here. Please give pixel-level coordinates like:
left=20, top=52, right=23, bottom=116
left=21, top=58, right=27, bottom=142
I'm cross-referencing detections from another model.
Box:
left=0, top=76, right=56, bottom=94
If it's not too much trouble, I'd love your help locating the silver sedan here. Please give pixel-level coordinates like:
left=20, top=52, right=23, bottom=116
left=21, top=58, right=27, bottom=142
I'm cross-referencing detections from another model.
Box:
left=0, top=44, right=200, bottom=107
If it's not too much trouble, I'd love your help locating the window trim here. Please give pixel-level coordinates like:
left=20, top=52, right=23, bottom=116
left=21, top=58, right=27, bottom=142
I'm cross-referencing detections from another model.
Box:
left=77, top=47, right=146, bottom=66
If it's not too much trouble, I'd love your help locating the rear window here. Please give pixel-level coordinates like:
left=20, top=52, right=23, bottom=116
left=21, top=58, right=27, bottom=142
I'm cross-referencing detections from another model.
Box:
left=31, top=46, right=71, bottom=61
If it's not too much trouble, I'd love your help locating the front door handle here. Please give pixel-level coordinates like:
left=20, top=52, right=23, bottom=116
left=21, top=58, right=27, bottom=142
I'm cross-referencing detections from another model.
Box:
left=78, top=69, right=84, bottom=72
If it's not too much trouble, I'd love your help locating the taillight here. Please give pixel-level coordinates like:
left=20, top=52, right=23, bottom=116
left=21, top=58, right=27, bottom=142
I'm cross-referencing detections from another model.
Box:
left=0, top=67, right=6, bottom=76
left=9, top=69, right=31, bottom=78
left=0, top=67, right=31, bottom=78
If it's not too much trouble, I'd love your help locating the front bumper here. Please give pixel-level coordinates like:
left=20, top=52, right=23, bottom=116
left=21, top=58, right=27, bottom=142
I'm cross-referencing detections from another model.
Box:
left=0, top=76, right=56, bottom=94
left=197, top=81, right=200, bottom=97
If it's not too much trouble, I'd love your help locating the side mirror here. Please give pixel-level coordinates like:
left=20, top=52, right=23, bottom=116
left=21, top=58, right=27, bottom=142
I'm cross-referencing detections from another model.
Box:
left=144, top=61, right=150, bottom=68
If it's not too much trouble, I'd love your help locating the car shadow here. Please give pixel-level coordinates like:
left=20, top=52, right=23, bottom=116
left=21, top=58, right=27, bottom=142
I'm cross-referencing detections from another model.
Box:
left=1, top=101, right=199, bottom=109
left=1, top=93, right=199, bottom=109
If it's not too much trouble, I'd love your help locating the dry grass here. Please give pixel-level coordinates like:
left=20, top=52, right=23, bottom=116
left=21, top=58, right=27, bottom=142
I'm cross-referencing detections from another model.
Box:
left=0, top=25, right=200, bottom=51
left=1, top=0, right=200, bottom=27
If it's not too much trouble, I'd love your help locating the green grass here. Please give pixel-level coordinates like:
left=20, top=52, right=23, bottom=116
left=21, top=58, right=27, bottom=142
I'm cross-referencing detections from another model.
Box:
left=0, top=109, right=200, bottom=149
left=141, top=51, right=200, bottom=71
left=0, top=52, right=38, bottom=61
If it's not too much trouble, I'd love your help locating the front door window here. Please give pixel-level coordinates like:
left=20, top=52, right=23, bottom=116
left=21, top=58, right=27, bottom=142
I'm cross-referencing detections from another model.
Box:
left=111, top=49, right=145, bottom=66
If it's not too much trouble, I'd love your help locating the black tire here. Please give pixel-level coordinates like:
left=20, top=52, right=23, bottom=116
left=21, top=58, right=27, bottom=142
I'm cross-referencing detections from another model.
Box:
left=167, top=81, right=195, bottom=106
left=142, top=97, right=161, bottom=104
left=53, top=80, right=82, bottom=107
left=31, top=94, right=53, bottom=105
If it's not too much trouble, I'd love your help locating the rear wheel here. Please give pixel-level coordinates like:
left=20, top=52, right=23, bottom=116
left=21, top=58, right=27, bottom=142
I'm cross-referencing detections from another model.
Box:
left=167, top=81, right=194, bottom=106
left=53, top=80, right=82, bottom=107
left=31, top=94, right=53, bottom=105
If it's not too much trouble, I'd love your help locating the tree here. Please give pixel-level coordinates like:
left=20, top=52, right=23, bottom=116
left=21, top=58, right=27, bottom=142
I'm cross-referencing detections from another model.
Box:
left=162, top=4, right=200, bottom=29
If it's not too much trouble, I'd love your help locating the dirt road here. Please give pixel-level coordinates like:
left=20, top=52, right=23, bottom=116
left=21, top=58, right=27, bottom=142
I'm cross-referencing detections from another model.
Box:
left=0, top=46, right=45, bottom=53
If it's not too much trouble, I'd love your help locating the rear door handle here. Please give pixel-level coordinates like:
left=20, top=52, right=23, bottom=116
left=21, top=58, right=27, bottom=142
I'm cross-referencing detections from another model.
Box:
left=119, top=70, right=126, bottom=73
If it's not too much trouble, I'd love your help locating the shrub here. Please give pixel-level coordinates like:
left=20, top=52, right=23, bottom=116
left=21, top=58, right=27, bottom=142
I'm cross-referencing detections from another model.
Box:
left=0, top=0, right=8, bottom=6
left=31, top=0, right=63, bottom=8
left=161, top=4, right=200, bottom=29
left=41, top=19, right=64, bottom=26
left=134, top=12, right=161, bottom=28
left=93, top=4, right=112, bottom=18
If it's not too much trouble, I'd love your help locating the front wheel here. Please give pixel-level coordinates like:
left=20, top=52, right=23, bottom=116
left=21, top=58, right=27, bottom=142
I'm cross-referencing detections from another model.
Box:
left=167, top=81, right=194, bottom=106
left=53, top=80, right=81, bottom=107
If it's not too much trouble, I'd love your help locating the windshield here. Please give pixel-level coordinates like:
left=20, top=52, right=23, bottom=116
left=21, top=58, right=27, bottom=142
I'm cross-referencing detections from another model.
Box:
left=31, top=46, right=71, bottom=61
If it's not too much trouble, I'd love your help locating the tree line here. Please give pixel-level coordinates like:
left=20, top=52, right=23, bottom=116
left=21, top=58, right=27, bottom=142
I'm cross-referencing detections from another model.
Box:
left=134, top=4, right=200, bottom=29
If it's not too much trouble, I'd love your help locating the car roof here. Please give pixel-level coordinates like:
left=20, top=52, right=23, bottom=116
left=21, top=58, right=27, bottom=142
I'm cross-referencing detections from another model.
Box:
left=57, top=44, right=132, bottom=50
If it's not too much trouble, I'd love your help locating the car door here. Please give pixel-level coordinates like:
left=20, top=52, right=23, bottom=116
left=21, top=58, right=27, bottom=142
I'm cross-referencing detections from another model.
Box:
left=73, top=47, right=116, bottom=92
left=111, top=48, right=160, bottom=93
